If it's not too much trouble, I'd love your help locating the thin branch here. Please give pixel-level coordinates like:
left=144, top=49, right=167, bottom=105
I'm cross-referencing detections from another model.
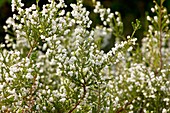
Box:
left=27, top=47, right=33, bottom=58
left=29, top=74, right=37, bottom=112
left=116, top=99, right=134, bottom=113
left=159, top=0, right=163, bottom=71
left=27, top=41, right=38, bottom=58
left=68, top=83, right=86, bottom=113
left=97, top=83, right=101, bottom=113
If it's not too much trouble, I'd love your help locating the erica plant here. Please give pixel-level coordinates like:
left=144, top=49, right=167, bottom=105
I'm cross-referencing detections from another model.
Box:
left=0, top=0, right=170, bottom=112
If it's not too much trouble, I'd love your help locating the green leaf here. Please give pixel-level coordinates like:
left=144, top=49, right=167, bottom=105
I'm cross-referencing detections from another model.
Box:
left=30, top=51, right=38, bottom=60
left=132, top=19, right=141, bottom=31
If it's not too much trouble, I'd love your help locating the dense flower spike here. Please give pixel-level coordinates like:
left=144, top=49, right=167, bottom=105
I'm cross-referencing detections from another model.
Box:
left=0, top=0, right=170, bottom=112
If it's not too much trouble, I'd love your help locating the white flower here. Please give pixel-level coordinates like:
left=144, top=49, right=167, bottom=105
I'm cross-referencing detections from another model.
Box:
left=127, top=46, right=133, bottom=52
left=59, top=98, right=66, bottom=102
left=42, top=89, right=46, bottom=95
left=49, top=97, right=54, bottom=102
left=31, top=4, right=36, bottom=10
left=115, top=97, right=119, bottom=102
left=166, top=19, right=169, bottom=24
left=25, top=73, right=33, bottom=79
left=5, top=77, right=13, bottom=82
left=68, top=71, right=74, bottom=76
left=107, top=8, right=111, bottom=14
left=69, top=56, right=77, bottom=63
left=0, top=84, right=4, bottom=91
left=43, top=106, right=46, bottom=110
left=155, top=5, right=158, bottom=10
left=149, top=25, right=153, bottom=30
left=40, top=35, right=46, bottom=40
left=147, top=16, right=151, bottom=21
left=127, top=35, right=131, bottom=39
left=59, top=10, right=65, bottom=16
left=115, top=11, right=119, bottom=15
left=151, top=8, right=155, bottom=12
left=154, top=16, right=158, bottom=22
left=129, top=104, right=133, bottom=110
left=1, top=106, right=6, bottom=111
left=162, top=108, right=167, bottom=113
left=0, top=44, right=5, bottom=48
left=36, top=105, right=40, bottom=110
left=163, top=98, right=170, bottom=102
left=11, top=0, right=16, bottom=12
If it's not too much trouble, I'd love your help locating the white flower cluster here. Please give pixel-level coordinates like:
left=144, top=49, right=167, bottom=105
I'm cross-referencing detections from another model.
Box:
left=142, top=2, right=170, bottom=72
left=93, top=1, right=124, bottom=49
left=0, top=0, right=170, bottom=112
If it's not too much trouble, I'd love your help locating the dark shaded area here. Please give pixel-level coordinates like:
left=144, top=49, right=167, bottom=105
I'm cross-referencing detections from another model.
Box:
left=0, top=0, right=170, bottom=47
left=0, top=2, right=12, bottom=43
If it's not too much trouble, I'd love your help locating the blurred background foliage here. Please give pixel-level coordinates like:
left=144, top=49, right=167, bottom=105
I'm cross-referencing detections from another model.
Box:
left=0, top=0, right=170, bottom=49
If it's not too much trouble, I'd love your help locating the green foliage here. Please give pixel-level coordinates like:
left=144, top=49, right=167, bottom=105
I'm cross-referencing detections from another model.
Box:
left=0, top=0, right=170, bottom=112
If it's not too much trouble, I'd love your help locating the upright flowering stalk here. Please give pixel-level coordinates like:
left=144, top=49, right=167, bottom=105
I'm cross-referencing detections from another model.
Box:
left=110, top=0, right=170, bottom=112
left=142, top=0, right=170, bottom=74
left=0, top=0, right=170, bottom=112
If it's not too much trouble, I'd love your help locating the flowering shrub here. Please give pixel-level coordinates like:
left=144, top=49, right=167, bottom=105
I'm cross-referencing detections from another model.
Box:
left=0, top=0, right=170, bottom=112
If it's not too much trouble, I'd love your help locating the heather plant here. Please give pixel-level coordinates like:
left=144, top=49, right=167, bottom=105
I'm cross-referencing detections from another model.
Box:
left=0, top=0, right=170, bottom=113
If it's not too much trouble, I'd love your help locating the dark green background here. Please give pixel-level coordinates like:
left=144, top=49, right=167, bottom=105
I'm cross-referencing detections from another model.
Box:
left=0, top=0, right=170, bottom=46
